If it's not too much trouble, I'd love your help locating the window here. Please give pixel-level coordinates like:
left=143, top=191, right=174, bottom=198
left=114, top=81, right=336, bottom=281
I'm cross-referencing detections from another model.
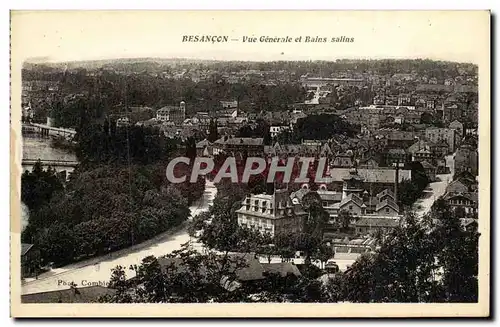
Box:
left=323, top=201, right=328, bottom=207
left=349, top=205, right=353, bottom=210
left=386, top=208, right=390, bottom=213
left=254, top=200, right=259, bottom=206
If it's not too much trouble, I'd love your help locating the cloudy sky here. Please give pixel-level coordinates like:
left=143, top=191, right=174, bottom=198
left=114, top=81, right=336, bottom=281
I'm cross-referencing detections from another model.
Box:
left=11, top=11, right=489, bottom=64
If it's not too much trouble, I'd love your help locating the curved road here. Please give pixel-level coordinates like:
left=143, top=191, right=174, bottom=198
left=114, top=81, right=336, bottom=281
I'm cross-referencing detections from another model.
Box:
left=21, top=181, right=217, bottom=295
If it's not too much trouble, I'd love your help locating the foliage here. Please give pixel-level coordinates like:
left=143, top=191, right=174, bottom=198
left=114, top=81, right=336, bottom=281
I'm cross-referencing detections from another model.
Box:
left=21, top=161, right=64, bottom=211
left=21, top=164, right=192, bottom=266
left=292, top=114, right=360, bottom=142
left=341, top=207, right=479, bottom=303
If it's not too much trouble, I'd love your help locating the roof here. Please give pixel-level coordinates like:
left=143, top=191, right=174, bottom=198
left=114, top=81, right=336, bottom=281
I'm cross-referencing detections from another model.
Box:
left=354, top=218, right=400, bottom=228
left=158, top=253, right=266, bottom=282
left=387, top=148, right=407, bottom=155
left=196, top=139, right=211, bottom=148
left=340, top=194, right=364, bottom=208
left=377, top=189, right=395, bottom=199
left=21, top=286, right=116, bottom=303
left=21, top=243, right=34, bottom=256
left=261, top=263, right=302, bottom=277
left=416, top=84, right=453, bottom=93
left=376, top=199, right=400, bottom=213
left=420, top=161, right=436, bottom=169
left=214, top=137, right=263, bottom=146
left=329, top=168, right=411, bottom=184
left=317, top=190, right=343, bottom=202
left=446, top=180, right=469, bottom=194
left=290, top=188, right=310, bottom=202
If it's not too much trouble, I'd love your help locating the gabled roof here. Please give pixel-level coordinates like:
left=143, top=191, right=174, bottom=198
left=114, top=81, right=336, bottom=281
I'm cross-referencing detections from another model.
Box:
left=446, top=180, right=468, bottom=194
left=339, top=194, right=364, bottom=208
left=377, top=189, right=395, bottom=200
left=196, top=139, right=211, bottom=149
left=376, top=199, right=400, bottom=213
left=261, top=263, right=302, bottom=277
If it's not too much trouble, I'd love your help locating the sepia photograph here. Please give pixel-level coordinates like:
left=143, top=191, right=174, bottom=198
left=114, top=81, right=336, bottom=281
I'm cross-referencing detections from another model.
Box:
left=10, top=10, right=490, bottom=318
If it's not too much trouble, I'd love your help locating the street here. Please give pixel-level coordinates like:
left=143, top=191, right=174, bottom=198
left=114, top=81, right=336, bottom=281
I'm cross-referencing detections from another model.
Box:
left=21, top=180, right=217, bottom=295
left=413, top=154, right=455, bottom=218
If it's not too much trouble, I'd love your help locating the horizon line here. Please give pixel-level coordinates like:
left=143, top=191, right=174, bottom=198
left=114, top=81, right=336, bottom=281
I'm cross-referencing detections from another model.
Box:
left=23, top=56, right=477, bottom=66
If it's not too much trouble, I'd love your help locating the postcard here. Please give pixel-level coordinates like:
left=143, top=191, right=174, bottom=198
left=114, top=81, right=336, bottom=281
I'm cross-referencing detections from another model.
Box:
left=10, top=10, right=490, bottom=318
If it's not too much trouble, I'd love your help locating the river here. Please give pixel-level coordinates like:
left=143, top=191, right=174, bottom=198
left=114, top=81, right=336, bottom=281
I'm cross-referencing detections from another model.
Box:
left=22, top=135, right=78, bottom=165
left=21, top=135, right=78, bottom=232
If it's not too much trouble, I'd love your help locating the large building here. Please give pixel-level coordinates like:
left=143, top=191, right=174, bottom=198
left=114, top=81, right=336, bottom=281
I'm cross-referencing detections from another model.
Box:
left=425, top=127, right=457, bottom=153
left=235, top=189, right=307, bottom=237
left=156, top=101, right=186, bottom=125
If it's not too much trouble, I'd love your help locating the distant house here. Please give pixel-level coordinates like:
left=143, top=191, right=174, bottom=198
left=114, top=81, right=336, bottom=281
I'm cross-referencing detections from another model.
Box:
left=375, top=198, right=400, bottom=216
left=444, top=192, right=478, bottom=217
left=269, top=125, right=290, bottom=138
left=156, top=254, right=301, bottom=294
left=446, top=180, right=469, bottom=194
left=425, top=127, right=457, bottom=153
left=213, top=136, right=264, bottom=157
left=354, top=217, right=400, bottom=234
left=21, top=243, right=40, bottom=279
left=220, top=100, right=238, bottom=109
left=421, top=161, right=437, bottom=182
left=116, top=117, right=130, bottom=128
left=196, top=139, right=212, bottom=157
left=454, top=145, right=479, bottom=176
left=21, top=286, right=116, bottom=303
left=449, top=120, right=464, bottom=139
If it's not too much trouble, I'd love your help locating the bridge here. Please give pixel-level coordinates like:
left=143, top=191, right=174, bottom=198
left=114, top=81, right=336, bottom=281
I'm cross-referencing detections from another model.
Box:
left=21, top=159, right=79, bottom=168
left=22, top=123, right=77, bottom=138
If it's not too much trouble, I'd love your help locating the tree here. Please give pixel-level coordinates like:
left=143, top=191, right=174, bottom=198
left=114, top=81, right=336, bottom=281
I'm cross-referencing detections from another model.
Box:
left=432, top=207, right=479, bottom=302
left=337, top=209, right=356, bottom=231
left=207, top=119, right=219, bottom=143
left=313, top=243, right=335, bottom=269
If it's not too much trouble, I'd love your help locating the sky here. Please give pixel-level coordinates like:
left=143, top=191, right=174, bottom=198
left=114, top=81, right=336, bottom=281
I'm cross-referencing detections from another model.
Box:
left=11, top=11, right=489, bottom=64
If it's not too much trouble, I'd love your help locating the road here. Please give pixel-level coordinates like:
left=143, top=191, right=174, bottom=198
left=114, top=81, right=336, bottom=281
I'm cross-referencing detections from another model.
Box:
left=21, top=180, right=217, bottom=295
left=413, top=154, right=455, bottom=218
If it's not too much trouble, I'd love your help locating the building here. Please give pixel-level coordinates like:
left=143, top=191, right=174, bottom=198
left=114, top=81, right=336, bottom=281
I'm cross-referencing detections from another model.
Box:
left=156, top=108, right=170, bottom=122
left=449, top=120, right=464, bottom=139
left=236, top=189, right=307, bottom=237
left=421, top=161, right=437, bottom=182
left=220, top=100, right=238, bottom=109
left=156, top=101, right=186, bottom=125
left=21, top=243, right=40, bottom=279
left=213, top=136, right=264, bottom=157
left=353, top=217, right=400, bottom=234
left=443, top=192, right=478, bottom=217
left=116, top=117, right=130, bottom=128
left=270, top=125, right=290, bottom=138
left=454, top=144, right=479, bottom=176
left=425, top=127, right=457, bottom=153
left=327, top=167, right=411, bottom=196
